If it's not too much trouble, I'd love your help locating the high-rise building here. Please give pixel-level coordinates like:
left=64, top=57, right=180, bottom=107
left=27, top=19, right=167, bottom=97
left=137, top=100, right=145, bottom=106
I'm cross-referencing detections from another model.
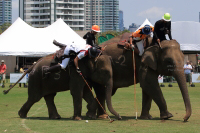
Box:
left=119, top=10, right=124, bottom=31
left=85, top=0, right=119, bottom=32
left=0, top=0, right=12, bottom=25
left=19, top=0, right=119, bottom=31
left=128, top=23, right=139, bottom=32
left=19, top=0, right=85, bottom=30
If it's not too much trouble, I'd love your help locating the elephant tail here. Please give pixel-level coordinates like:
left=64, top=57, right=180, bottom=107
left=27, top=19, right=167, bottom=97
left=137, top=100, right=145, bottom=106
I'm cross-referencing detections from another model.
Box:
left=3, top=62, right=37, bottom=95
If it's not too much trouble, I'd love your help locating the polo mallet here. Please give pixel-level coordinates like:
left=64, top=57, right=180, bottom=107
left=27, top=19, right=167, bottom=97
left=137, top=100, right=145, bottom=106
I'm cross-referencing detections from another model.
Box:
left=95, top=45, right=107, bottom=62
left=132, top=49, right=138, bottom=120
left=79, top=72, right=115, bottom=123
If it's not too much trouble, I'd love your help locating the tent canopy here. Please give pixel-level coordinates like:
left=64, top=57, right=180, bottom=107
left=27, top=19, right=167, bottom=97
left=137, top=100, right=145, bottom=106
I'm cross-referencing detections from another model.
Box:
left=0, top=17, right=85, bottom=57
left=172, top=21, right=200, bottom=52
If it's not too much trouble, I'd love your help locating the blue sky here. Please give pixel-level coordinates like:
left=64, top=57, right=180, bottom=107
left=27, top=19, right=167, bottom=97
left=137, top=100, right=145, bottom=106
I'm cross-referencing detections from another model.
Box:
left=12, top=0, right=200, bottom=28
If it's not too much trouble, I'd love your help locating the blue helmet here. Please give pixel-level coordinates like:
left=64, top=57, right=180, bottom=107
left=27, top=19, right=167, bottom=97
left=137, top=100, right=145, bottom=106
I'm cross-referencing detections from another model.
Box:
left=142, top=25, right=151, bottom=35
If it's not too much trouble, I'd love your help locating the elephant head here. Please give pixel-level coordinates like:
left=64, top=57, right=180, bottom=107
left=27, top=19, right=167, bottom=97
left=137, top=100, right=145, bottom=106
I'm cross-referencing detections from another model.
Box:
left=140, top=39, right=192, bottom=121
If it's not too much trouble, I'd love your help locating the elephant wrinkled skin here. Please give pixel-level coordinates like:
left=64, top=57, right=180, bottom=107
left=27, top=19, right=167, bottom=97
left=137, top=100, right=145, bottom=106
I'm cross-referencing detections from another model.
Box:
left=139, top=39, right=192, bottom=121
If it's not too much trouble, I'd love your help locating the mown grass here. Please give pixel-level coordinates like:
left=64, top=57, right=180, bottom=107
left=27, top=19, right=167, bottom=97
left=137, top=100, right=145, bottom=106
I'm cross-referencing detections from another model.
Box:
left=0, top=82, right=200, bottom=133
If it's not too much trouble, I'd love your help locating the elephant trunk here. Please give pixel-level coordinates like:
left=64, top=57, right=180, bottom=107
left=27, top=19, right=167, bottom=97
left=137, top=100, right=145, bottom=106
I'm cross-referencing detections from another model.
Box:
left=105, top=79, right=122, bottom=120
left=173, top=68, right=192, bottom=121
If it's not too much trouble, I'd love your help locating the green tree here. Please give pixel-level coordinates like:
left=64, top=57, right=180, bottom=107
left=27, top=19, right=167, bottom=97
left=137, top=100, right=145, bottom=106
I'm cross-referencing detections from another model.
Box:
left=0, top=22, right=11, bottom=34
left=96, top=30, right=130, bottom=45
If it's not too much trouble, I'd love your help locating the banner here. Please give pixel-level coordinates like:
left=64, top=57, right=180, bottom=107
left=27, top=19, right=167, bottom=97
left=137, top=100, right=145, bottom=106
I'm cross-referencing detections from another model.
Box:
left=192, top=73, right=200, bottom=83
left=10, top=73, right=27, bottom=83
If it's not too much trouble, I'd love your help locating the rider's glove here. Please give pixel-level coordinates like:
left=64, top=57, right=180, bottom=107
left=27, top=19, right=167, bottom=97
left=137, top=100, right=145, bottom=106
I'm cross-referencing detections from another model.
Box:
left=76, top=68, right=82, bottom=75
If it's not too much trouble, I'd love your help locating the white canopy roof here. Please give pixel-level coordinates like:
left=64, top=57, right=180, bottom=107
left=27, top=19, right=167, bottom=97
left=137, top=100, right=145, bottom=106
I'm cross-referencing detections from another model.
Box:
left=0, top=17, right=85, bottom=57
left=172, top=21, right=200, bottom=52
left=135, top=18, right=154, bottom=31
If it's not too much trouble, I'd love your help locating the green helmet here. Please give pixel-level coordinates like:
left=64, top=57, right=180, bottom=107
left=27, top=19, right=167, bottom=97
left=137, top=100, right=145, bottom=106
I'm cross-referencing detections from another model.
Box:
left=162, top=13, right=171, bottom=21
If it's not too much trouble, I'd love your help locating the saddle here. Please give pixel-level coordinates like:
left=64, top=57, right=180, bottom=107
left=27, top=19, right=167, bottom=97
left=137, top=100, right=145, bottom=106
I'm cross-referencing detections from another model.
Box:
left=117, top=33, right=139, bottom=54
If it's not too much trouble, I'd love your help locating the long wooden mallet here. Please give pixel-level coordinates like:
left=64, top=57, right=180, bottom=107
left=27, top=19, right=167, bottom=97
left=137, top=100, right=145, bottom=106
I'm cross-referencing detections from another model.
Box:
left=79, top=72, right=115, bottom=123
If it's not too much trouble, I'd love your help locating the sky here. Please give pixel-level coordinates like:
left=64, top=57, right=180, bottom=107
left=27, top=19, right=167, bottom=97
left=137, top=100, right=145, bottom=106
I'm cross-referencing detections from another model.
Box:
left=12, top=0, right=200, bottom=28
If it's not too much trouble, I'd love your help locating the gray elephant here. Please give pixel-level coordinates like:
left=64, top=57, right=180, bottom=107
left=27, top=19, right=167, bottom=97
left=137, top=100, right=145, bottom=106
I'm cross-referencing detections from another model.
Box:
left=4, top=54, right=97, bottom=120
left=88, top=36, right=191, bottom=121
left=139, top=39, right=191, bottom=121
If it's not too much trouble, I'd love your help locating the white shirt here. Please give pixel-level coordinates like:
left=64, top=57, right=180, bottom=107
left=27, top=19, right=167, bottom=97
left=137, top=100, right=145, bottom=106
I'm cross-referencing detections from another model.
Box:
left=183, top=64, right=192, bottom=74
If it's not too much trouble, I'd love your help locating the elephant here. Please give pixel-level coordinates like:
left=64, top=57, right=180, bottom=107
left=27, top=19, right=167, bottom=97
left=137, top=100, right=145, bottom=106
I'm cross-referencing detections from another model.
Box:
left=4, top=54, right=98, bottom=120
left=138, top=39, right=191, bottom=121
left=84, top=35, right=191, bottom=121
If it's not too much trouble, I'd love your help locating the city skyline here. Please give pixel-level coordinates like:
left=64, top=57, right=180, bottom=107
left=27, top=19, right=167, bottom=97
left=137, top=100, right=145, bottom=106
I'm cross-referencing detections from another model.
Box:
left=12, top=0, right=200, bottom=28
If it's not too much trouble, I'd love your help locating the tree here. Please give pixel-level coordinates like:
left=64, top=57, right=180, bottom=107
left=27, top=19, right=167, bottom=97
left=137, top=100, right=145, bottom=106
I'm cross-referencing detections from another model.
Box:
left=0, top=23, right=11, bottom=34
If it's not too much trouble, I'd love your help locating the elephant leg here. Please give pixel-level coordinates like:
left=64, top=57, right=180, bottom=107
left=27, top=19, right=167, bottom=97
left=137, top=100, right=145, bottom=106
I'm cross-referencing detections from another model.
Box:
left=140, top=90, right=153, bottom=119
left=140, top=69, right=173, bottom=119
left=93, top=84, right=107, bottom=119
left=18, top=96, right=42, bottom=118
left=70, top=77, right=85, bottom=120
left=83, top=85, right=97, bottom=119
left=44, top=93, right=61, bottom=119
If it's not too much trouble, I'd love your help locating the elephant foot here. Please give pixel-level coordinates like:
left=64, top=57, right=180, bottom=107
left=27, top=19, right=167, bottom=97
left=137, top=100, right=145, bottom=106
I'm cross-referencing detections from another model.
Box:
left=160, top=111, right=173, bottom=119
left=71, top=116, right=82, bottom=120
left=86, top=111, right=96, bottom=119
left=98, top=114, right=108, bottom=119
left=18, top=110, right=27, bottom=118
left=117, top=114, right=122, bottom=120
left=139, top=114, right=153, bottom=120
left=49, top=114, right=61, bottom=119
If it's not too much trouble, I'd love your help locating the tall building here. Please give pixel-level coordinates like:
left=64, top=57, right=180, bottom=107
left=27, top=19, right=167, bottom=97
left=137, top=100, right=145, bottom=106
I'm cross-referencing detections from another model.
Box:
left=128, top=23, right=139, bottom=32
left=19, top=0, right=85, bottom=30
left=85, top=0, right=119, bottom=32
left=119, top=10, right=124, bottom=31
left=19, top=0, right=119, bottom=31
left=0, top=0, right=12, bottom=25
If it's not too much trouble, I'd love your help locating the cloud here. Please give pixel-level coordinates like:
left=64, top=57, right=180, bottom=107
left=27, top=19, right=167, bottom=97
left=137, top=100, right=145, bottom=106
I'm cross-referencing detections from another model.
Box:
left=138, top=7, right=172, bottom=19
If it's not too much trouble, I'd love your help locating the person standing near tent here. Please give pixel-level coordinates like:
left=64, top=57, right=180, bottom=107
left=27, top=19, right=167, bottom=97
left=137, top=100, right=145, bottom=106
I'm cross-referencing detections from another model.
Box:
left=83, top=25, right=100, bottom=47
left=44, top=42, right=101, bottom=76
left=153, top=13, right=173, bottom=45
left=129, top=24, right=154, bottom=56
left=0, top=60, right=7, bottom=88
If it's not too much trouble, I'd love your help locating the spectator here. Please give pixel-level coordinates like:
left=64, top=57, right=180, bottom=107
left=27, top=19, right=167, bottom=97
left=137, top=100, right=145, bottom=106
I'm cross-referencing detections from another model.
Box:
left=0, top=60, right=7, bottom=88
left=183, top=61, right=192, bottom=86
left=19, top=66, right=26, bottom=88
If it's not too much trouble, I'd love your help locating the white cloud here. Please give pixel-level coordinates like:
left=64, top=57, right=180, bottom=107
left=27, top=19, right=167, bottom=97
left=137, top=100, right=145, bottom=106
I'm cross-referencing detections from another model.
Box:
left=138, top=7, right=172, bottom=19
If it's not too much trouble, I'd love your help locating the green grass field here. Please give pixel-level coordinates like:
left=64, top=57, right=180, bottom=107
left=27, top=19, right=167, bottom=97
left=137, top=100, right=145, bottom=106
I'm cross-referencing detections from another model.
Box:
left=0, top=82, right=200, bottom=133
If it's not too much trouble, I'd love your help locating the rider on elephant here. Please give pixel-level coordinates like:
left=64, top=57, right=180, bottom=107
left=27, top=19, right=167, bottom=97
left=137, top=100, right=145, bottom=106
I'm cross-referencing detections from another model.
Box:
left=83, top=25, right=100, bottom=47
left=153, top=13, right=173, bottom=45
left=44, top=43, right=101, bottom=75
left=128, top=24, right=154, bottom=56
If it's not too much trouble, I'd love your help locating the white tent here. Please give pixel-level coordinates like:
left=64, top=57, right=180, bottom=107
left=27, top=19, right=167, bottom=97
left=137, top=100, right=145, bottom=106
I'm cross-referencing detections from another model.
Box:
left=172, top=21, right=200, bottom=51
left=135, top=18, right=154, bottom=31
left=0, top=17, right=86, bottom=57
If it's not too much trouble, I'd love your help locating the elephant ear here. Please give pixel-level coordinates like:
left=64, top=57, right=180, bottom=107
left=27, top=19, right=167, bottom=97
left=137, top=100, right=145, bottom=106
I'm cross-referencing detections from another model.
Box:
left=141, top=45, right=160, bottom=71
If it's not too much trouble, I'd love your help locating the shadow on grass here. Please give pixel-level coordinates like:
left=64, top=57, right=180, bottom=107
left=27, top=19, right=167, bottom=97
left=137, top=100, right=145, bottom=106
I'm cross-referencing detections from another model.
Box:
left=117, top=116, right=183, bottom=122
left=16, top=116, right=184, bottom=122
